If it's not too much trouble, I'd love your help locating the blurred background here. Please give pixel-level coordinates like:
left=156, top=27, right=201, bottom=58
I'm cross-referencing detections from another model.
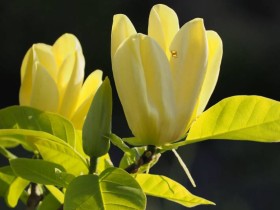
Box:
left=0, top=0, right=280, bottom=209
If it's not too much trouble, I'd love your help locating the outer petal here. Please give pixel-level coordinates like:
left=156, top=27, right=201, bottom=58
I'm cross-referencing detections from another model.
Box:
left=112, top=34, right=176, bottom=146
left=52, top=33, right=82, bottom=68
left=111, top=14, right=137, bottom=58
left=30, top=62, right=59, bottom=112
left=19, top=48, right=33, bottom=105
left=148, top=4, right=179, bottom=57
left=70, top=70, right=103, bottom=129
left=196, top=31, right=223, bottom=115
left=169, top=18, right=208, bottom=134
left=32, top=44, right=57, bottom=81
left=58, top=51, right=85, bottom=119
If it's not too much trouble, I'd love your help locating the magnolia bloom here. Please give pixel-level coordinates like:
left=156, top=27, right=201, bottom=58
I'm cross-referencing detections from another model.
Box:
left=20, top=33, right=103, bottom=129
left=111, top=4, right=223, bottom=146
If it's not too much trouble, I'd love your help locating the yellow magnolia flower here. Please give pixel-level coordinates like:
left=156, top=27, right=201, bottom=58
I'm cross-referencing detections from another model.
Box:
left=111, top=4, right=223, bottom=146
left=20, top=33, right=103, bottom=129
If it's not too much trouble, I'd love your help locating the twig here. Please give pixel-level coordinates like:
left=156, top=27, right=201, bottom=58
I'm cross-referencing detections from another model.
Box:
left=124, top=145, right=157, bottom=173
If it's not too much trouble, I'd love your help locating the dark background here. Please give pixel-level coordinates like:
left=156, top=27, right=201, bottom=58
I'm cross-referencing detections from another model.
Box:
left=1, top=0, right=280, bottom=209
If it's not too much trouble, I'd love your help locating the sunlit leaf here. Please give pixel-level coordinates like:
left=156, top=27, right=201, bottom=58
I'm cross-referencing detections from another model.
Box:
left=45, top=185, right=64, bottom=204
left=0, top=146, right=17, bottom=160
left=96, top=153, right=114, bottom=174
left=6, top=176, right=30, bottom=208
left=110, top=133, right=131, bottom=153
left=0, top=166, right=16, bottom=197
left=10, top=158, right=73, bottom=188
left=64, top=167, right=146, bottom=210
left=187, top=95, right=280, bottom=143
left=0, top=137, right=19, bottom=148
left=37, top=192, right=62, bottom=210
left=0, top=105, right=76, bottom=148
left=0, top=129, right=88, bottom=176
left=74, top=130, right=88, bottom=159
left=135, top=174, right=215, bottom=208
left=34, top=138, right=89, bottom=176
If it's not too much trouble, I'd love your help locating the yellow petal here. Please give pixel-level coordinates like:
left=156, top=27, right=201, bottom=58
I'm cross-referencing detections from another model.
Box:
left=169, top=18, right=208, bottom=136
left=19, top=48, right=33, bottom=105
left=148, top=4, right=179, bottom=57
left=30, top=62, right=59, bottom=112
left=57, top=52, right=76, bottom=90
left=33, top=44, right=57, bottom=81
left=111, top=14, right=137, bottom=58
left=76, top=69, right=103, bottom=109
left=71, top=70, right=103, bottom=129
left=113, top=33, right=176, bottom=146
left=197, top=31, right=223, bottom=115
left=52, top=33, right=82, bottom=68
left=58, top=51, right=85, bottom=119
left=20, top=47, right=33, bottom=83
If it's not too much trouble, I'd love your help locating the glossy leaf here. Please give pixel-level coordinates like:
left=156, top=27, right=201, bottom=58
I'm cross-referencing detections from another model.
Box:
left=135, top=174, right=215, bottom=208
left=45, top=185, right=64, bottom=204
left=64, top=167, right=146, bottom=210
left=96, top=153, right=114, bottom=174
left=0, top=166, right=16, bottom=197
left=187, top=95, right=280, bottom=143
left=0, top=146, right=17, bottom=160
left=83, top=77, right=112, bottom=157
left=10, top=158, right=73, bottom=188
left=110, top=133, right=131, bottom=153
left=37, top=193, right=62, bottom=210
left=34, top=137, right=89, bottom=176
left=0, top=129, right=88, bottom=175
left=0, top=105, right=76, bottom=148
left=6, top=176, right=30, bottom=208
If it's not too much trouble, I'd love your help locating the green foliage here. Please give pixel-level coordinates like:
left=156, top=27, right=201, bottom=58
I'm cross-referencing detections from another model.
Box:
left=0, top=166, right=16, bottom=197
left=64, top=167, right=146, bottom=210
left=0, top=95, right=280, bottom=209
left=37, top=193, right=62, bottom=210
left=187, top=95, right=280, bottom=143
left=45, top=185, right=64, bottom=204
left=82, top=77, right=112, bottom=158
left=135, top=174, right=215, bottom=207
left=0, top=166, right=29, bottom=208
left=6, top=176, right=29, bottom=208
left=0, top=105, right=76, bottom=148
left=10, top=158, right=73, bottom=188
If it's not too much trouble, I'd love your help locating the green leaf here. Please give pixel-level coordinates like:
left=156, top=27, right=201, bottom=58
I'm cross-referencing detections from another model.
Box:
left=45, top=185, right=64, bottom=204
left=34, top=137, right=89, bottom=176
left=0, top=105, right=76, bottom=148
left=109, top=133, right=131, bottom=153
left=83, top=77, right=112, bottom=157
left=187, top=95, right=280, bottom=143
left=0, top=146, right=17, bottom=160
left=6, top=176, right=30, bottom=208
left=0, top=166, right=16, bottom=197
left=0, top=137, right=19, bottom=148
left=38, top=193, right=62, bottom=210
left=96, top=153, right=114, bottom=174
left=0, top=167, right=29, bottom=207
left=135, top=174, right=215, bottom=208
left=10, top=158, right=73, bottom=188
left=0, top=129, right=89, bottom=176
left=64, top=167, right=146, bottom=210
left=75, top=130, right=89, bottom=159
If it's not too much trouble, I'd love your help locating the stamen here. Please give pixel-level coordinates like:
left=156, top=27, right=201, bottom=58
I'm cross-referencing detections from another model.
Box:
left=171, top=50, right=178, bottom=58
left=172, top=149, right=196, bottom=187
